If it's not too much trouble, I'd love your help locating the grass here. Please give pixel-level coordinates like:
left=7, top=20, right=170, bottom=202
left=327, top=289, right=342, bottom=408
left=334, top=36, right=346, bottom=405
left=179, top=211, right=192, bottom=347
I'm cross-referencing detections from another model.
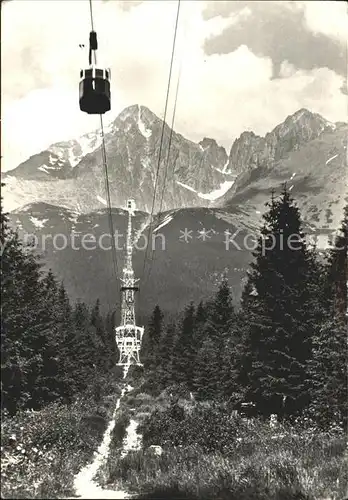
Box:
left=4, top=377, right=345, bottom=500
left=101, top=396, right=347, bottom=500
left=104, top=435, right=347, bottom=500
left=1, top=374, right=123, bottom=499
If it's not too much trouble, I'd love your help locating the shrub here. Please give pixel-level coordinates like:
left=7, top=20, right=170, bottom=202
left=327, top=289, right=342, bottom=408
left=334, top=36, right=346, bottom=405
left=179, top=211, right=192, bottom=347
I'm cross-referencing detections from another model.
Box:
left=123, top=402, right=347, bottom=500
left=140, top=401, right=251, bottom=453
left=135, top=412, right=152, bottom=423
left=1, top=377, right=123, bottom=498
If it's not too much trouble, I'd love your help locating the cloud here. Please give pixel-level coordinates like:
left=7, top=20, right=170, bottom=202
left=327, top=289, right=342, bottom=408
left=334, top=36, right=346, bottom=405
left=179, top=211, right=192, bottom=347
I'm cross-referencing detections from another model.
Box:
left=302, top=1, right=348, bottom=43
left=116, top=1, right=143, bottom=11
left=202, top=1, right=347, bottom=78
left=1, top=0, right=346, bottom=172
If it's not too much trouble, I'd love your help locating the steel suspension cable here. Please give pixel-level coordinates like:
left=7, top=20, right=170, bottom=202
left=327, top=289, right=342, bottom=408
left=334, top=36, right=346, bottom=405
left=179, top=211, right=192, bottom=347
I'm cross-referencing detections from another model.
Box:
left=89, top=0, right=119, bottom=280
left=143, top=51, right=183, bottom=288
left=140, top=0, right=181, bottom=285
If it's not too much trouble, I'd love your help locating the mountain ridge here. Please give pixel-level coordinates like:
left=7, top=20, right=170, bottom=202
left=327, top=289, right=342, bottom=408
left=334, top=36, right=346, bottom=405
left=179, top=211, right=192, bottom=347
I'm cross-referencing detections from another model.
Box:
left=3, top=105, right=343, bottom=215
left=3, top=104, right=233, bottom=213
left=7, top=198, right=339, bottom=320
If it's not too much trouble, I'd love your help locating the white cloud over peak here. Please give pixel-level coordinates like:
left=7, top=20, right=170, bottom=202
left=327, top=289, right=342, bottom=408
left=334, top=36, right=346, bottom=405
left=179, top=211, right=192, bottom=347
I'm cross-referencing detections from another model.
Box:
left=1, top=0, right=346, bottom=172
left=302, top=1, right=347, bottom=42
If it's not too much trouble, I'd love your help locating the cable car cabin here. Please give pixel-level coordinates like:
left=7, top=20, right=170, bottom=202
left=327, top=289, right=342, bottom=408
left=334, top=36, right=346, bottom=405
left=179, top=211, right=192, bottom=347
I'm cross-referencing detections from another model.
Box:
left=79, top=67, right=111, bottom=114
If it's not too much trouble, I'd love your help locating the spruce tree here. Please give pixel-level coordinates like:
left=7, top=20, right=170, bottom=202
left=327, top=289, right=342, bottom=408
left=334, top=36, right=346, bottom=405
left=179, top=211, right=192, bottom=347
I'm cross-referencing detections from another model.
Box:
left=1, top=191, right=65, bottom=412
left=31, top=270, right=62, bottom=407
left=54, top=282, right=77, bottom=401
left=194, top=301, right=207, bottom=350
left=91, top=299, right=106, bottom=344
left=309, top=206, right=348, bottom=427
left=142, top=305, right=164, bottom=371
left=1, top=187, right=113, bottom=410
left=90, top=298, right=112, bottom=370
left=327, top=205, right=348, bottom=322
left=210, top=277, right=234, bottom=329
left=155, top=322, right=177, bottom=389
left=65, top=302, right=97, bottom=392
left=1, top=213, right=47, bottom=412
left=220, top=311, right=247, bottom=404
left=171, top=302, right=196, bottom=387
left=193, top=337, right=220, bottom=400
left=310, top=318, right=347, bottom=428
left=213, top=278, right=238, bottom=397
left=240, top=186, right=321, bottom=417
left=105, top=310, right=118, bottom=365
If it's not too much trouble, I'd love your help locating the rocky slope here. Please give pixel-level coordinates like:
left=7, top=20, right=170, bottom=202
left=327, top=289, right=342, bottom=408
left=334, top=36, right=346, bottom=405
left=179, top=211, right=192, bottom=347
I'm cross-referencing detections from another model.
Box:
left=8, top=194, right=338, bottom=320
left=4, top=107, right=347, bottom=317
left=8, top=203, right=253, bottom=320
left=2, top=105, right=233, bottom=214
left=226, top=109, right=335, bottom=175
left=220, top=117, right=348, bottom=239
left=3, top=107, right=345, bottom=225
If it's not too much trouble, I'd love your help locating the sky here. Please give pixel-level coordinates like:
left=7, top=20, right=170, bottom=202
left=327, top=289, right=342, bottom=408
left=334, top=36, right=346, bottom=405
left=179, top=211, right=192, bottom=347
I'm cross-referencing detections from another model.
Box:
left=1, top=0, right=347, bottom=172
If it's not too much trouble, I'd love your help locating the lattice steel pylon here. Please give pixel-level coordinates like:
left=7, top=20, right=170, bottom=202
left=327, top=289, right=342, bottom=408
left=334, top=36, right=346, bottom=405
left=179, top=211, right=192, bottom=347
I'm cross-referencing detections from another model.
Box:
left=115, top=199, right=144, bottom=366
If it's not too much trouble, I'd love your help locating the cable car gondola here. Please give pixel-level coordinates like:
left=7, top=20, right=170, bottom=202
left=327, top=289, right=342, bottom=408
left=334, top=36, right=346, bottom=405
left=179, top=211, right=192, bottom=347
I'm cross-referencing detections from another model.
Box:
left=79, top=30, right=111, bottom=114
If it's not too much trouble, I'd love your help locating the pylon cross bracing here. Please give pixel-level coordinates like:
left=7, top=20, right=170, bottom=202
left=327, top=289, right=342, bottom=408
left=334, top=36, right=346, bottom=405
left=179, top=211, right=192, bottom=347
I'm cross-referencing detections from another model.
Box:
left=115, top=199, right=144, bottom=366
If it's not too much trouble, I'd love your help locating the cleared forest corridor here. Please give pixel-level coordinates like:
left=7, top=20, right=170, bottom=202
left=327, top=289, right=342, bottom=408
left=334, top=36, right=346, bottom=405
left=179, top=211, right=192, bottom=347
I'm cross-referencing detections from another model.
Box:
left=70, top=365, right=134, bottom=499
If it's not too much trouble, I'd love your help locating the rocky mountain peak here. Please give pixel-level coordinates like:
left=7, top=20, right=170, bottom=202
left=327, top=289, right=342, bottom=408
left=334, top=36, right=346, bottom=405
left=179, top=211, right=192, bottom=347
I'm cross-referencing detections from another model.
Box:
left=198, top=138, right=228, bottom=172
left=103, top=104, right=166, bottom=145
left=3, top=103, right=233, bottom=213
left=290, top=107, right=318, bottom=120
left=287, top=108, right=335, bottom=127
left=226, top=108, right=334, bottom=174
left=271, top=108, right=333, bottom=140
left=116, top=104, right=158, bottom=123
left=239, top=130, right=260, bottom=140
left=199, top=137, right=218, bottom=149
left=3, top=106, right=341, bottom=217
left=265, top=108, right=335, bottom=162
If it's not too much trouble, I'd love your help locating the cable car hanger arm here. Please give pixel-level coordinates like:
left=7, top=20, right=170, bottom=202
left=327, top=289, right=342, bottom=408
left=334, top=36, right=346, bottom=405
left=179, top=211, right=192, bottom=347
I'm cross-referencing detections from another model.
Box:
left=89, top=30, right=98, bottom=66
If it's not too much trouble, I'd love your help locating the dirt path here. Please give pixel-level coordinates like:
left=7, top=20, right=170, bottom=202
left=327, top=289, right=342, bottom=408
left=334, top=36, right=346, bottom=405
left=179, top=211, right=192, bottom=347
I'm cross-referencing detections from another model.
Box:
left=70, top=365, right=135, bottom=499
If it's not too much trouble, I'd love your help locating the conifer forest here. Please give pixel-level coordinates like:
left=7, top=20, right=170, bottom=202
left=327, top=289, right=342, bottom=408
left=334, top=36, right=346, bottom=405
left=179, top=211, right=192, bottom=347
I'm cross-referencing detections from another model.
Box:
left=1, top=183, right=347, bottom=499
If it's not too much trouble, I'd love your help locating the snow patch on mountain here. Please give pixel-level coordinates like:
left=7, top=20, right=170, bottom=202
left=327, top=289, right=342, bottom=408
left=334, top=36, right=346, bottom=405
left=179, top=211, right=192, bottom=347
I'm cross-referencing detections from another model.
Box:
left=213, top=211, right=238, bottom=225
left=326, top=154, right=339, bottom=165
left=176, top=181, right=197, bottom=193
left=198, top=181, right=235, bottom=201
left=68, top=212, right=80, bottom=225
left=222, top=159, right=230, bottom=173
left=97, top=195, right=107, bottom=206
left=153, top=214, right=174, bottom=232
left=47, top=134, right=102, bottom=169
left=142, top=157, right=151, bottom=170
left=38, top=164, right=57, bottom=173
left=211, top=166, right=225, bottom=174
left=77, top=134, right=103, bottom=163
left=29, top=216, right=49, bottom=228
left=138, top=105, right=152, bottom=139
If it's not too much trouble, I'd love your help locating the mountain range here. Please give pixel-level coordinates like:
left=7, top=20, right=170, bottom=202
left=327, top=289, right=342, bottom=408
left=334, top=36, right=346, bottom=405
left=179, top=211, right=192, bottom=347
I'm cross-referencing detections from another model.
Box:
left=3, top=105, right=347, bottom=317
left=2, top=105, right=233, bottom=214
